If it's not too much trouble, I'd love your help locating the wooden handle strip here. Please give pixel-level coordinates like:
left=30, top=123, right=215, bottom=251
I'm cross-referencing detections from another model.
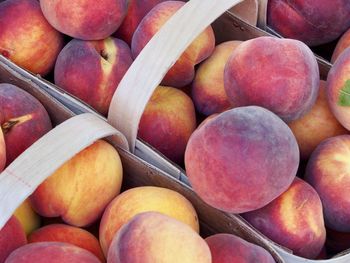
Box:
left=0, top=113, right=121, bottom=229
left=107, top=0, right=244, bottom=152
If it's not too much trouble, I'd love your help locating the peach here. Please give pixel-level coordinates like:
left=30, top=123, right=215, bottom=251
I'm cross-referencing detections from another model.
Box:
left=288, top=80, right=348, bottom=159
left=99, top=186, right=199, bottom=256
left=107, top=212, right=211, bottom=263
left=0, top=0, right=64, bottom=76
left=5, top=242, right=100, bottom=263
left=138, top=86, right=196, bottom=164
left=114, top=0, right=168, bottom=45
left=326, top=48, right=350, bottom=130
left=54, top=37, right=133, bottom=115
left=185, top=106, right=299, bottom=213
left=305, top=135, right=350, bottom=232
left=0, top=128, right=5, bottom=171
left=267, top=0, right=350, bottom=46
left=40, top=0, right=128, bottom=40
left=0, top=83, right=52, bottom=166
left=242, top=177, right=326, bottom=259
left=205, top=233, right=275, bottom=263
left=30, top=140, right=123, bottom=227
left=192, top=41, right=242, bottom=116
left=29, top=224, right=104, bottom=262
left=13, top=199, right=40, bottom=235
left=131, top=1, right=215, bottom=88
left=224, top=36, right=319, bottom=122
left=331, top=28, right=350, bottom=63
left=0, top=216, right=26, bottom=263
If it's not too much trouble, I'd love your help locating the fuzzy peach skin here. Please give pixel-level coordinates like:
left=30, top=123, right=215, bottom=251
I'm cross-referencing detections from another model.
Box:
left=206, top=233, right=275, bottom=263
left=267, top=0, right=350, bottom=46
left=5, top=242, right=100, bottom=263
left=30, top=140, right=123, bottom=227
left=138, top=86, right=196, bottom=164
left=107, top=212, right=211, bottom=263
left=54, top=37, right=133, bottom=115
left=288, top=80, right=348, bottom=160
left=114, top=0, right=168, bottom=45
left=0, top=0, right=64, bottom=76
left=224, top=36, right=319, bottom=122
left=305, top=135, right=350, bottom=232
left=13, top=199, right=40, bottom=235
left=0, top=128, right=5, bottom=171
left=0, top=83, right=52, bottom=166
left=192, top=41, right=242, bottom=116
left=99, top=186, right=199, bottom=256
left=242, top=177, right=326, bottom=259
left=326, top=48, right=350, bottom=130
left=331, top=28, right=350, bottom=63
left=131, top=1, right=215, bottom=88
left=185, top=106, right=299, bottom=214
left=40, top=0, right=128, bottom=40
left=29, top=224, right=104, bottom=262
left=0, top=216, right=27, bottom=263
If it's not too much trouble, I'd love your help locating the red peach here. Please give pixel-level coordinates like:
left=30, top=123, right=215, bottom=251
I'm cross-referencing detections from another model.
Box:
left=332, top=28, right=350, bottom=63
left=5, top=242, right=100, bottom=263
left=114, top=0, right=168, bottom=45
left=29, top=224, right=104, bottom=262
left=267, top=0, right=350, bottom=46
left=138, top=86, right=196, bottom=164
left=224, top=36, right=319, bottom=122
left=205, top=233, right=275, bottom=263
left=0, top=0, right=64, bottom=75
left=131, top=0, right=215, bottom=87
left=0, top=128, right=5, bottom=171
left=185, top=106, right=299, bottom=213
left=0, top=83, right=52, bottom=166
left=288, top=80, right=348, bottom=159
left=0, top=216, right=26, bottom=263
left=107, top=212, right=211, bottom=263
left=242, top=178, right=326, bottom=259
left=40, top=0, right=128, bottom=40
left=192, top=41, right=242, bottom=116
left=54, top=37, right=133, bottom=115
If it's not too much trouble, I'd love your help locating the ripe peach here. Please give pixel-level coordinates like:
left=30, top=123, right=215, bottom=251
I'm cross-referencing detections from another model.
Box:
left=5, top=242, right=100, bottom=263
left=114, top=0, right=167, bottom=45
left=0, top=83, right=52, bottom=166
left=30, top=140, right=123, bottom=227
left=326, top=48, right=350, bottom=130
left=54, top=37, right=133, bottom=115
left=288, top=80, right=348, bottom=159
left=185, top=106, right=299, bottom=213
left=305, top=135, right=350, bottom=232
left=29, top=224, right=104, bottom=262
left=13, top=199, right=40, bottom=235
left=138, top=86, right=196, bottom=164
left=40, top=0, right=128, bottom=40
left=224, top=36, right=319, bottom=122
left=99, top=186, right=199, bottom=256
left=131, top=1, right=215, bottom=87
left=205, top=233, right=275, bottom=263
left=0, top=0, right=64, bottom=76
left=267, top=0, right=350, bottom=46
left=0, top=216, right=26, bottom=263
left=107, top=212, right=211, bottom=263
left=242, top=177, right=326, bottom=259
left=331, top=28, right=350, bottom=63
left=192, top=41, right=242, bottom=116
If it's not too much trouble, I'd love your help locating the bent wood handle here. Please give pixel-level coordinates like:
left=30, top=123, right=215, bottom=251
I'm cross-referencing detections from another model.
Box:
left=0, top=113, right=125, bottom=229
left=107, top=0, right=245, bottom=152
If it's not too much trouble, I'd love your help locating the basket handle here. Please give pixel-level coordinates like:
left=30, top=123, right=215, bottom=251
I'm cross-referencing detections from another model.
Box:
left=107, top=0, right=245, bottom=152
left=0, top=113, right=124, bottom=229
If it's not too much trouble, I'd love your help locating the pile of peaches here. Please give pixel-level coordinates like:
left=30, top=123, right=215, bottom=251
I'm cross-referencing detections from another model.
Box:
left=2, top=0, right=350, bottom=261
